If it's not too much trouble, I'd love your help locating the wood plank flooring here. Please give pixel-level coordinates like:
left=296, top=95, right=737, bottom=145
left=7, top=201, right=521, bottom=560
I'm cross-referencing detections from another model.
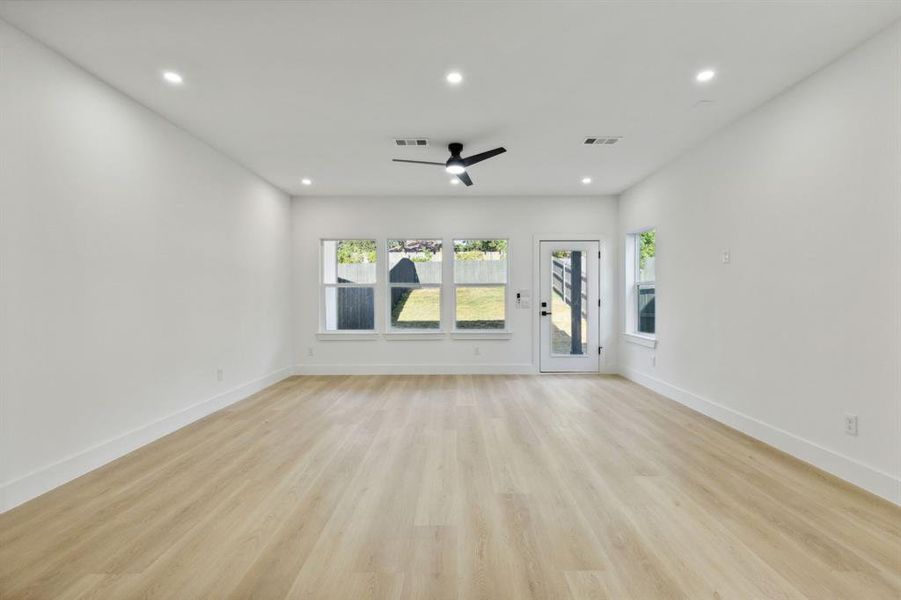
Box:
left=1, top=375, right=899, bottom=599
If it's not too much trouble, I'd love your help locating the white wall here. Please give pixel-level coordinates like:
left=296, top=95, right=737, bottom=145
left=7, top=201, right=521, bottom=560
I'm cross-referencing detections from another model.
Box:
left=3, top=14, right=895, bottom=514
left=292, top=196, right=619, bottom=374
left=618, top=23, right=901, bottom=503
left=0, top=21, right=293, bottom=511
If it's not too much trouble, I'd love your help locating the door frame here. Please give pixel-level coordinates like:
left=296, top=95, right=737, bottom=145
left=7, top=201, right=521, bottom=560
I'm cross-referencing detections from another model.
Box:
left=532, top=234, right=609, bottom=373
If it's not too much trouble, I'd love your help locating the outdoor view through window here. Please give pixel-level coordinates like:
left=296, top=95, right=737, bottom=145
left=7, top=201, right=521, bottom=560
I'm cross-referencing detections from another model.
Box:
left=388, top=239, right=442, bottom=329
left=637, top=229, right=656, bottom=334
left=454, top=240, right=507, bottom=330
left=551, top=249, right=589, bottom=355
left=322, top=240, right=376, bottom=331
left=322, top=239, right=508, bottom=331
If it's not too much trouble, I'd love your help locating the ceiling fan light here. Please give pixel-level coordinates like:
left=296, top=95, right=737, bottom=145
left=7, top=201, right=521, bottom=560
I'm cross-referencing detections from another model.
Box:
left=446, top=164, right=466, bottom=175
left=696, top=69, right=716, bottom=83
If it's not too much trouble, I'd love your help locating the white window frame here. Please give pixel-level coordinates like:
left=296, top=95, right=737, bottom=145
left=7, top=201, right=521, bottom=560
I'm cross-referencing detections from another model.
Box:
left=320, top=239, right=378, bottom=333
left=625, top=228, right=657, bottom=345
left=451, top=238, right=510, bottom=333
left=385, top=238, right=444, bottom=332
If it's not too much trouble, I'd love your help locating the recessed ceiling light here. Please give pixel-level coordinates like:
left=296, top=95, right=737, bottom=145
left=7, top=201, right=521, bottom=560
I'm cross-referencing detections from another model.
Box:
left=162, top=71, right=183, bottom=85
left=446, top=71, right=463, bottom=84
left=450, top=178, right=460, bottom=185
left=695, top=69, right=716, bottom=83
left=581, top=177, right=592, bottom=184
left=301, top=178, right=312, bottom=186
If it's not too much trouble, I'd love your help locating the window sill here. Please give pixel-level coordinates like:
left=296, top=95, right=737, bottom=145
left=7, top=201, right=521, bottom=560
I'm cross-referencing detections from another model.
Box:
left=623, top=332, right=657, bottom=348
left=316, top=331, right=379, bottom=341
left=451, top=330, right=513, bottom=340
left=383, top=331, right=446, bottom=341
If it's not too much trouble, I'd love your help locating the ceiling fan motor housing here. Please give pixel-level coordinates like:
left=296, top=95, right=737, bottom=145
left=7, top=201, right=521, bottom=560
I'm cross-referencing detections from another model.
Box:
left=446, top=143, right=465, bottom=172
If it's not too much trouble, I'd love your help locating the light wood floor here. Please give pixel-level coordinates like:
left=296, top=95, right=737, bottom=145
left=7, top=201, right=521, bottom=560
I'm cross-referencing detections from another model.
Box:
left=1, top=375, right=899, bottom=599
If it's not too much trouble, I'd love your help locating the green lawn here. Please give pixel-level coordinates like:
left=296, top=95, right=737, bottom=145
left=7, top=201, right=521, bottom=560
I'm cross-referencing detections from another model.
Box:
left=456, top=286, right=505, bottom=329
left=551, top=290, right=588, bottom=354
left=391, top=288, right=440, bottom=328
left=392, top=287, right=505, bottom=329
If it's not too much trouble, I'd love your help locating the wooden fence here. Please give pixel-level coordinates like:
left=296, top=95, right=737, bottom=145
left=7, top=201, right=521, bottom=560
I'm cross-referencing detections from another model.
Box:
left=333, top=258, right=507, bottom=330
left=337, top=260, right=506, bottom=285
left=637, top=286, right=655, bottom=334
left=551, top=258, right=588, bottom=317
left=334, top=288, right=373, bottom=330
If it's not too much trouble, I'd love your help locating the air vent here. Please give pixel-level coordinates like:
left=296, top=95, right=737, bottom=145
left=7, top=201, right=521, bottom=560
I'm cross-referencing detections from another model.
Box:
left=394, top=138, right=429, bottom=147
left=583, top=136, right=622, bottom=145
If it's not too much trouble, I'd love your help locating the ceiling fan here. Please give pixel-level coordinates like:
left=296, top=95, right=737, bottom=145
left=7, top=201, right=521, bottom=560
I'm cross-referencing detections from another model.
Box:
left=392, top=142, right=506, bottom=186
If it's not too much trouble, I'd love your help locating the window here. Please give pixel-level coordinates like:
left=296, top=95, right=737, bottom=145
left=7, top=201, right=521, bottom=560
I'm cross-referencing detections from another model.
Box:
left=387, top=239, right=442, bottom=329
left=454, top=239, right=507, bottom=330
left=321, top=240, right=376, bottom=331
left=550, top=249, right=588, bottom=355
left=634, top=229, right=656, bottom=335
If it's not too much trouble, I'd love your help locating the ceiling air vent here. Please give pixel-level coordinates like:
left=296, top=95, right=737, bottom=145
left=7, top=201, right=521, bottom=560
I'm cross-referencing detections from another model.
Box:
left=583, top=136, right=622, bottom=145
left=394, top=138, right=429, bottom=147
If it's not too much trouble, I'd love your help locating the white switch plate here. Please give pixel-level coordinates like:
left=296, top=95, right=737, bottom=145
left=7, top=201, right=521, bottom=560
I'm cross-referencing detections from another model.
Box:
left=722, top=250, right=731, bottom=264
left=515, top=290, right=531, bottom=309
left=844, top=414, right=858, bottom=436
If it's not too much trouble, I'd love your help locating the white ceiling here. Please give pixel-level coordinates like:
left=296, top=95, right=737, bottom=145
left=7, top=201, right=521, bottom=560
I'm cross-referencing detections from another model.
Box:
left=2, top=1, right=899, bottom=196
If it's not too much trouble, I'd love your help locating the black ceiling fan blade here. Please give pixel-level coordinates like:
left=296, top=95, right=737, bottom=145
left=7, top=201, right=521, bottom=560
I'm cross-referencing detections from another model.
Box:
left=457, top=171, right=473, bottom=186
left=392, top=159, right=446, bottom=166
left=461, top=147, right=506, bottom=167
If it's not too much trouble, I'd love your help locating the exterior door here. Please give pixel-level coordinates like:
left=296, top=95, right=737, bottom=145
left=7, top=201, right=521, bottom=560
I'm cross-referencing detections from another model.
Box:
left=539, top=241, right=600, bottom=372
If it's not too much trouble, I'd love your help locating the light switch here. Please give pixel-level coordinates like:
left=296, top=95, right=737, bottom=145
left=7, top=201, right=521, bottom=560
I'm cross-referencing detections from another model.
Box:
left=515, top=290, right=531, bottom=309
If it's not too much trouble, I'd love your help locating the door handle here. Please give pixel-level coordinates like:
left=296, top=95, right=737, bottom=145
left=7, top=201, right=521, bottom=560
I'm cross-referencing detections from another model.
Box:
left=540, top=310, right=552, bottom=316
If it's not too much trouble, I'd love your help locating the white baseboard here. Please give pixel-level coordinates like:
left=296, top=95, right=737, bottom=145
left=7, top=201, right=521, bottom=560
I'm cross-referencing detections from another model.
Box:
left=0, top=366, right=295, bottom=514
left=296, top=363, right=620, bottom=376
left=295, top=363, right=538, bottom=375
left=619, top=367, right=900, bottom=506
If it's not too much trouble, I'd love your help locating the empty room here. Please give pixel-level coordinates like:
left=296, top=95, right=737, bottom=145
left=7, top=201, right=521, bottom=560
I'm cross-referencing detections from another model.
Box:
left=1, top=1, right=899, bottom=598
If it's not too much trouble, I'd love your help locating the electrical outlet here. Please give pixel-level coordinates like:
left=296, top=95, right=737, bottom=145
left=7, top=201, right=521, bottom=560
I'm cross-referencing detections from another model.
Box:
left=474, top=346, right=481, bottom=356
left=844, top=414, right=858, bottom=436
left=307, top=347, right=314, bottom=357
left=217, top=368, right=223, bottom=382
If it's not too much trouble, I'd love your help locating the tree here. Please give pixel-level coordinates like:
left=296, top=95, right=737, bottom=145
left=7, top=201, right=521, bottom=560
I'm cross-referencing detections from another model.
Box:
left=454, top=240, right=508, bottom=255
left=639, top=229, right=655, bottom=271
left=337, top=240, right=376, bottom=264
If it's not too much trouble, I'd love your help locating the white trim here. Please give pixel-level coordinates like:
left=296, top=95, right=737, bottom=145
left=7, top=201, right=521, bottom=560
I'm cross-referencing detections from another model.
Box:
left=534, top=235, right=604, bottom=374
left=625, top=228, right=656, bottom=337
left=451, top=282, right=507, bottom=287
left=382, top=331, right=446, bottom=340
left=532, top=234, right=609, bottom=373
left=316, top=331, right=379, bottom=341
left=451, top=330, right=513, bottom=340
left=295, top=363, right=535, bottom=375
left=0, top=367, right=295, bottom=514
left=623, top=332, right=657, bottom=348
left=619, top=367, right=901, bottom=506
left=319, top=239, right=378, bottom=332
left=452, top=238, right=510, bottom=336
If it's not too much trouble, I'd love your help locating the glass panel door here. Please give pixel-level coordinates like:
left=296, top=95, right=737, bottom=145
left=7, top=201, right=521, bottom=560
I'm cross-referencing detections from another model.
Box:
left=539, top=241, right=599, bottom=372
